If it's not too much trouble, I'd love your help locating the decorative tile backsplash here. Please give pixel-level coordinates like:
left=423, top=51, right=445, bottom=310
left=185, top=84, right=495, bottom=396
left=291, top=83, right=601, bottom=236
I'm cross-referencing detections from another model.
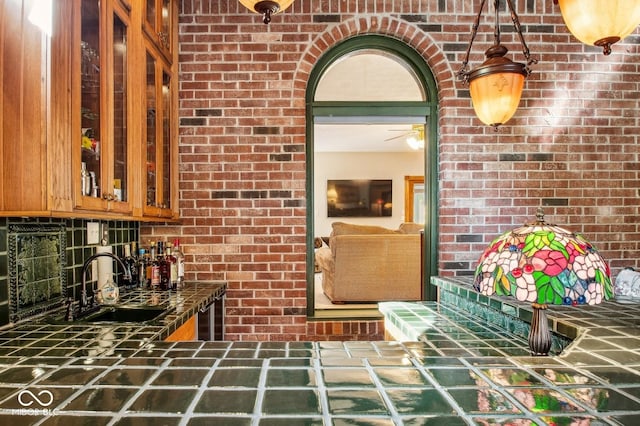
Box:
left=0, top=217, right=139, bottom=327
left=8, top=223, right=67, bottom=323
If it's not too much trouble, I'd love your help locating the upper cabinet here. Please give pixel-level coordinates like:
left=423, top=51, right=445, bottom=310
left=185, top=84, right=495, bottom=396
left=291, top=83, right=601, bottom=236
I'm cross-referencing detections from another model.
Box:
left=0, top=0, right=179, bottom=221
left=142, top=0, right=178, bottom=218
left=73, top=0, right=133, bottom=215
left=144, top=0, right=175, bottom=61
left=0, top=0, right=51, bottom=214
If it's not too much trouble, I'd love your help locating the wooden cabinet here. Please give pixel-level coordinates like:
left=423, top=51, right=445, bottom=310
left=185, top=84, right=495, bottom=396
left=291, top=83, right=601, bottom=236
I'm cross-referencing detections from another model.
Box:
left=142, top=0, right=178, bottom=219
left=143, top=0, right=175, bottom=61
left=73, top=0, right=134, bottom=215
left=0, top=0, right=52, bottom=214
left=165, top=315, right=197, bottom=341
left=0, top=0, right=178, bottom=221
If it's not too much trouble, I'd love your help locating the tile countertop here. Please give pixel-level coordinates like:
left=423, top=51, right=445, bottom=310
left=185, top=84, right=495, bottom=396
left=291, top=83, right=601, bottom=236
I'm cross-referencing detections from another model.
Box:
left=0, top=279, right=637, bottom=425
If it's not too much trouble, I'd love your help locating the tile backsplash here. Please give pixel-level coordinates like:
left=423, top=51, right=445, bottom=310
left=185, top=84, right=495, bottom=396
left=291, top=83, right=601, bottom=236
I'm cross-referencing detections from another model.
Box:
left=0, top=217, right=139, bottom=327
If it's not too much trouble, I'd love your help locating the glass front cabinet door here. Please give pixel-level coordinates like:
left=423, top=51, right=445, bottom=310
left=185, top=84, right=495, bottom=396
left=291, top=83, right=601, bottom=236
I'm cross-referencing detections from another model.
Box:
left=144, top=50, right=174, bottom=216
left=74, top=0, right=132, bottom=214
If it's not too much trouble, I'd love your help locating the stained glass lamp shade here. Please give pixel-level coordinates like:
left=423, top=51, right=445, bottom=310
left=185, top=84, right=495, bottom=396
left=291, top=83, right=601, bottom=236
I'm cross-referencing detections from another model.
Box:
left=473, top=209, right=613, bottom=355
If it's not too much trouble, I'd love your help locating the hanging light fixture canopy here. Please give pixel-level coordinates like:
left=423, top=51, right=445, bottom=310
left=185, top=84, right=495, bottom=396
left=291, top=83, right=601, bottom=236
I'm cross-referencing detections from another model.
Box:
left=554, top=0, right=640, bottom=55
left=240, top=0, right=294, bottom=24
left=457, top=0, right=537, bottom=129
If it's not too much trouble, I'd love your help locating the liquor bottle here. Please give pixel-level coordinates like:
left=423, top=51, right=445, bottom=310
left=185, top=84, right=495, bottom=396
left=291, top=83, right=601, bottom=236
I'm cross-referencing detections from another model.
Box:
left=138, top=248, right=148, bottom=288
left=157, top=241, right=169, bottom=290
left=150, top=242, right=161, bottom=289
left=165, top=242, right=178, bottom=290
left=172, top=239, right=185, bottom=289
left=123, top=244, right=139, bottom=288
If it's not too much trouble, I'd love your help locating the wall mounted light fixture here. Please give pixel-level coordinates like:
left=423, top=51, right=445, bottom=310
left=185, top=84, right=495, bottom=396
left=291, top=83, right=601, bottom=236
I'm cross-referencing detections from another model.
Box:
left=457, top=0, right=537, bottom=129
left=240, top=0, right=294, bottom=24
left=554, top=0, right=640, bottom=55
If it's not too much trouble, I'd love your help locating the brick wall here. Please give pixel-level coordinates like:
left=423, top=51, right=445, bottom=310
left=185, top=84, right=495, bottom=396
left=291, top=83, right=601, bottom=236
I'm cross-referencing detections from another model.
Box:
left=141, top=0, right=640, bottom=340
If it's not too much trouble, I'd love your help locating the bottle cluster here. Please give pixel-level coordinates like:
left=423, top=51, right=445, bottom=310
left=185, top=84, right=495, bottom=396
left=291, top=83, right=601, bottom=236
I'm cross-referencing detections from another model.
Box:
left=122, top=239, right=185, bottom=291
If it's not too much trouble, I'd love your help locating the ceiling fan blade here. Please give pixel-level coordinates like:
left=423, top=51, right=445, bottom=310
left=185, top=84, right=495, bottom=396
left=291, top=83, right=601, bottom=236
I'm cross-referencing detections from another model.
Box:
left=384, top=133, right=410, bottom=141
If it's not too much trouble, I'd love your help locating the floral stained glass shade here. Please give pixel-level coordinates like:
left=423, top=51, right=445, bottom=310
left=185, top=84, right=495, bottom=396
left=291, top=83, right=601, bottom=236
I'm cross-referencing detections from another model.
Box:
left=474, top=211, right=613, bottom=306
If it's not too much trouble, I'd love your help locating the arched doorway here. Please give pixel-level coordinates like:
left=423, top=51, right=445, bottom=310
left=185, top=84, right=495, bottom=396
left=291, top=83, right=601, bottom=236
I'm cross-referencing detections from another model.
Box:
left=306, top=35, right=438, bottom=317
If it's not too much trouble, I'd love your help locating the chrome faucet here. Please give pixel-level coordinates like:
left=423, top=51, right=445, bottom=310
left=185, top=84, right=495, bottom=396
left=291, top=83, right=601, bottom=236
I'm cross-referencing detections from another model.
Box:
left=80, top=251, right=131, bottom=312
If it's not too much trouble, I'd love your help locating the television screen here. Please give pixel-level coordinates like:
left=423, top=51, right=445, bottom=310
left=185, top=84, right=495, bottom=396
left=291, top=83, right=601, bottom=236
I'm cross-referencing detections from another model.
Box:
left=327, top=179, right=392, bottom=217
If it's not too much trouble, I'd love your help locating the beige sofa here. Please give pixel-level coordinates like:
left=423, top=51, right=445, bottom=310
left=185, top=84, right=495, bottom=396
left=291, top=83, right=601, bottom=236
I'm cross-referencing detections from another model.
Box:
left=315, top=222, right=423, bottom=303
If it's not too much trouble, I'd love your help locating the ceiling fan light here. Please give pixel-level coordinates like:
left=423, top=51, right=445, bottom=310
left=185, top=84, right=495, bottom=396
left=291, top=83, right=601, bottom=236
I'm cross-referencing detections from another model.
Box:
left=240, top=0, right=294, bottom=24
left=406, top=136, right=424, bottom=150
left=556, top=0, right=640, bottom=55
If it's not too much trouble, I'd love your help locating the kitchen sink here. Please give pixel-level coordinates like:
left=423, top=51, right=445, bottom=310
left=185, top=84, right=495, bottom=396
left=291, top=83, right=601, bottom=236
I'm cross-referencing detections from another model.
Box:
left=45, top=304, right=174, bottom=325
left=76, top=305, right=173, bottom=323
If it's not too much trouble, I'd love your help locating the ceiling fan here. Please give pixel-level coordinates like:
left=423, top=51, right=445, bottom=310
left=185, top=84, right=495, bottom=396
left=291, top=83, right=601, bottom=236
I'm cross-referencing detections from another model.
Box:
left=384, top=124, right=425, bottom=150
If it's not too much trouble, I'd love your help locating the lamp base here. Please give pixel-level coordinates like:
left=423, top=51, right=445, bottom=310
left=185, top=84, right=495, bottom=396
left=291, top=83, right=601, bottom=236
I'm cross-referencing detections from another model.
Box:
left=529, top=303, right=552, bottom=356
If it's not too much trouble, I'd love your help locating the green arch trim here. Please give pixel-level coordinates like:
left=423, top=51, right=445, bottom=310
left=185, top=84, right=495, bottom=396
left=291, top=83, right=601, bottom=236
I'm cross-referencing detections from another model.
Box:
left=305, top=34, right=440, bottom=318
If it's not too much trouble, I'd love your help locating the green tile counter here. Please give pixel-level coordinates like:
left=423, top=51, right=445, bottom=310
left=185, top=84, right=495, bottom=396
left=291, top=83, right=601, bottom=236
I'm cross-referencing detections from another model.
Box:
left=0, top=278, right=637, bottom=425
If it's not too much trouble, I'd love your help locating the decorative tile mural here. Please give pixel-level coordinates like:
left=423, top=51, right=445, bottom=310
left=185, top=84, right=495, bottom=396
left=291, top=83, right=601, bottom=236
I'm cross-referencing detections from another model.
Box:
left=8, top=223, right=67, bottom=323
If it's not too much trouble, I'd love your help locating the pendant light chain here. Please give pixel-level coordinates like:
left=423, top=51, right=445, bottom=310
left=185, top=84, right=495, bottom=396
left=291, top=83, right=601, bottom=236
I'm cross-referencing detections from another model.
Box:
left=457, top=0, right=537, bottom=84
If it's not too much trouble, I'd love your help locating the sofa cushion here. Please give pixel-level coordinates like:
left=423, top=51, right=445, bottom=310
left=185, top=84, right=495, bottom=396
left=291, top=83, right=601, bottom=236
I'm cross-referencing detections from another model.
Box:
left=398, top=222, right=424, bottom=234
left=330, top=221, right=398, bottom=236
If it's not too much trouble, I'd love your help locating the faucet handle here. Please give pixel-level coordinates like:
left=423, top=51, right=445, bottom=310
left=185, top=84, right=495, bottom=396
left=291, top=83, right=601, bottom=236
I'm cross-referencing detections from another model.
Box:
left=65, top=298, right=75, bottom=321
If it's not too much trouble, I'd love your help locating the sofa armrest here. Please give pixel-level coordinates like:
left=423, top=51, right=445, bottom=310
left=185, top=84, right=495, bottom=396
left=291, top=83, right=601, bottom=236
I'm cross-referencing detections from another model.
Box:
left=315, top=247, right=334, bottom=272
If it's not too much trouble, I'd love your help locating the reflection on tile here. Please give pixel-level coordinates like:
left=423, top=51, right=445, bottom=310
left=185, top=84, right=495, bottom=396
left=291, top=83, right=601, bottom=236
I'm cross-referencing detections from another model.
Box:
left=39, top=415, right=112, bottom=426
left=262, top=389, right=321, bottom=414
left=531, top=368, right=601, bottom=386
left=385, top=389, right=455, bottom=415
left=373, top=368, right=431, bottom=387
left=114, top=417, right=181, bottom=426
left=469, top=417, right=534, bottom=425
left=266, top=368, right=315, bottom=387
left=332, top=418, right=394, bottom=426
left=97, top=368, right=156, bottom=386
left=478, top=368, right=545, bottom=387
left=582, top=367, right=640, bottom=385
left=504, top=387, right=585, bottom=414
left=127, top=388, right=196, bottom=413
left=260, top=418, right=324, bottom=426
left=565, top=387, right=640, bottom=412
left=64, top=387, right=138, bottom=411
left=208, top=368, right=261, bottom=387
left=401, top=416, right=468, bottom=426
left=0, top=366, right=51, bottom=384
left=187, top=417, right=252, bottom=426
left=538, top=416, right=598, bottom=426
left=323, top=368, right=374, bottom=387
left=448, top=388, right=520, bottom=414
left=327, top=389, right=388, bottom=415
left=169, top=358, right=217, bottom=368
left=193, top=389, right=257, bottom=413
left=426, top=368, right=488, bottom=387
left=39, top=367, right=104, bottom=385
left=151, top=369, right=208, bottom=387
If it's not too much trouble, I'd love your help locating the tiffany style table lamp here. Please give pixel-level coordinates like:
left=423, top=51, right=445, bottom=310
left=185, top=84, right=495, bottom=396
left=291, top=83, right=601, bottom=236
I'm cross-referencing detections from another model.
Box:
left=473, top=208, right=613, bottom=356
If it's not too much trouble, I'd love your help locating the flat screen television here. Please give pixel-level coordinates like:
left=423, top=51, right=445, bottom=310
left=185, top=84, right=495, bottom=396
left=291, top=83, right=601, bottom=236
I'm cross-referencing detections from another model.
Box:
left=327, top=179, right=392, bottom=217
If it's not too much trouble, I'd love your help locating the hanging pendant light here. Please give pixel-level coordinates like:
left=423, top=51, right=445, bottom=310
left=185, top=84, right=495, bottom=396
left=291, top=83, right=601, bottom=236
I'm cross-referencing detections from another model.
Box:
left=554, top=0, right=640, bottom=55
left=240, top=0, right=294, bottom=24
left=457, top=0, right=537, bottom=129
